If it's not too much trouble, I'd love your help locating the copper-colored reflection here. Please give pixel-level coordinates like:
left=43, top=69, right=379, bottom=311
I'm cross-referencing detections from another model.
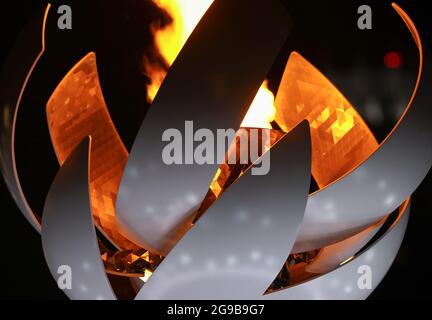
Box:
left=46, top=53, right=137, bottom=250
left=275, top=52, right=378, bottom=188
left=99, top=240, right=162, bottom=278
left=200, top=52, right=379, bottom=217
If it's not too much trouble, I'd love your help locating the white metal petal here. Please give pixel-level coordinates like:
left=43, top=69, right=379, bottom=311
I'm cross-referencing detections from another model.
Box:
left=268, top=203, right=409, bottom=300
left=41, top=138, right=116, bottom=300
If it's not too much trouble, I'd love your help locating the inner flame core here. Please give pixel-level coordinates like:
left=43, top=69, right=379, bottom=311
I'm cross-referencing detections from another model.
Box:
left=145, top=0, right=213, bottom=103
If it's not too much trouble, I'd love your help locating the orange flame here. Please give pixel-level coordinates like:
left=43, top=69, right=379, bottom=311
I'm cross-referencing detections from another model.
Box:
left=240, top=81, right=276, bottom=129
left=146, top=0, right=276, bottom=128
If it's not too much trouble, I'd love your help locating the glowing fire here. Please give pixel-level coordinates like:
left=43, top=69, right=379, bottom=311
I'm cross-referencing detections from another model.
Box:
left=240, top=81, right=276, bottom=129
left=146, top=0, right=276, bottom=128
left=45, top=0, right=382, bottom=281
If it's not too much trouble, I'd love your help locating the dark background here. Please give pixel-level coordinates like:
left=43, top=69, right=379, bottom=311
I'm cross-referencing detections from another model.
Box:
left=0, top=0, right=431, bottom=299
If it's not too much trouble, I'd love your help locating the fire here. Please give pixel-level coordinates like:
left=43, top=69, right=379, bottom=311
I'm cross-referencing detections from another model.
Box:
left=145, top=0, right=213, bottom=102
left=146, top=0, right=276, bottom=128
left=151, top=0, right=213, bottom=67
left=240, top=81, right=276, bottom=129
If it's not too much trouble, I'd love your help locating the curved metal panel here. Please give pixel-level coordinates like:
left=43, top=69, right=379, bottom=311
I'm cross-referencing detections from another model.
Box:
left=41, top=138, right=116, bottom=300
left=293, top=4, right=432, bottom=252
left=0, top=4, right=51, bottom=231
left=268, top=204, right=409, bottom=300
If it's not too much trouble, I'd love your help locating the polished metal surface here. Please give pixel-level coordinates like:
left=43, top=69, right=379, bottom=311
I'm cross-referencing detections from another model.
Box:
left=41, top=138, right=116, bottom=300
left=305, top=219, right=382, bottom=274
left=268, top=205, right=410, bottom=300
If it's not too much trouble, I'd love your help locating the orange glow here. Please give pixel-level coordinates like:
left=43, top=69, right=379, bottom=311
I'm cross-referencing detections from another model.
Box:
left=241, top=81, right=276, bottom=129
left=140, top=270, right=153, bottom=283
left=199, top=52, right=378, bottom=217
left=274, top=52, right=378, bottom=188
left=145, top=0, right=213, bottom=102
left=46, top=53, right=138, bottom=251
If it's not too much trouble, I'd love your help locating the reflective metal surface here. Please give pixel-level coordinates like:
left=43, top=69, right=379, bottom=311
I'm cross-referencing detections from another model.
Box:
left=41, top=138, right=116, bottom=300
left=268, top=203, right=410, bottom=300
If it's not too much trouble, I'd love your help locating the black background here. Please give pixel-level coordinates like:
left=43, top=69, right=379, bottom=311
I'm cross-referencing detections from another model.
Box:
left=0, top=0, right=431, bottom=300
